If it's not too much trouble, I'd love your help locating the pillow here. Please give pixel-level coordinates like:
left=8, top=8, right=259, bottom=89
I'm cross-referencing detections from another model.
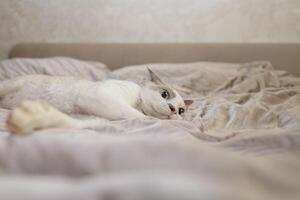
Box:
left=109, top=61, right=276, bottom=97
left=0, top=57, right=109, bottom=81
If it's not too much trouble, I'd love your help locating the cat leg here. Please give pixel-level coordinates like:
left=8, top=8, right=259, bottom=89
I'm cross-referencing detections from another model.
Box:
left=6, top=100, right=107, bottom=134
left=75, top=96, right=146, bottom=120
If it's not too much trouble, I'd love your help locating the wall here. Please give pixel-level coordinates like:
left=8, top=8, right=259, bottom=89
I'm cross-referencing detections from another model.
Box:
left=1, top=0, right=300, bottom=59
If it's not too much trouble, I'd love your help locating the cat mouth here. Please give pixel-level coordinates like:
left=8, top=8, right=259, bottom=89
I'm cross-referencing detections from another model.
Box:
left=155, top=111, right=172, bottom=119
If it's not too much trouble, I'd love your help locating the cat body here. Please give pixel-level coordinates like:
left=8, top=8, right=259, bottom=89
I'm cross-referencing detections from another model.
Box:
left=1, top=76, right=143, bottom=120
left=1, top=68, right=192, bottom=133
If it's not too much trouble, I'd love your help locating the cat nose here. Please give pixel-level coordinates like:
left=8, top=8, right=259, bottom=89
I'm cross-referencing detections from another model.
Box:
left=168, top=104, right=176, bottom=113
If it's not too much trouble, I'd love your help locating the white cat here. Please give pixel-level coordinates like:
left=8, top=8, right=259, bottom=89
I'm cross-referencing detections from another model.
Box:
left=1, top=68, right=193, bottom=134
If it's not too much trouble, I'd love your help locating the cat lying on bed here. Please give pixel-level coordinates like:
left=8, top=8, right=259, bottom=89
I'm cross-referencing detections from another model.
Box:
left=0, top=68, right=193, bottom=134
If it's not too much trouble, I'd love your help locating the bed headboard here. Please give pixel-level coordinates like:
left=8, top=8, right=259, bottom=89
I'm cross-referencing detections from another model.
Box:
left=9, top=43, right=300, bottom=76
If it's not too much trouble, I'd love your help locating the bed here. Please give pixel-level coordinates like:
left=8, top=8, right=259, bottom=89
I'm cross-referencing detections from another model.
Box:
left=0, top=43, right=299, bottom=200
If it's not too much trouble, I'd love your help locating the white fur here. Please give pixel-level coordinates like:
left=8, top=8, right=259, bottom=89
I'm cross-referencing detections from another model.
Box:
left=1, top=71, right=190, bottom=134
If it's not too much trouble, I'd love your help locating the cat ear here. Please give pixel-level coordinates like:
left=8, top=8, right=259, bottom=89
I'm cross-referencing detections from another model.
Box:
left=147, top=67, right=164, bottom=85
left=184, top=99, right=194, bottom=107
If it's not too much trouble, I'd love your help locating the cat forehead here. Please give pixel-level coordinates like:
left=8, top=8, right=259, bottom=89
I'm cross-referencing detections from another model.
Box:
left=170, top=90, right=185, bottom=105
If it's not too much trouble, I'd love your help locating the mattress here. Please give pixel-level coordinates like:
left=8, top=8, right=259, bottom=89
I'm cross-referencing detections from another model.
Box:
left=0, top=55, right=299, bottom=200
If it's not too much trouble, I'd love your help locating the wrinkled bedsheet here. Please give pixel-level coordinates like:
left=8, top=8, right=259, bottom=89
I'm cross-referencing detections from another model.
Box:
left=0, top=58, right=300, bottom=200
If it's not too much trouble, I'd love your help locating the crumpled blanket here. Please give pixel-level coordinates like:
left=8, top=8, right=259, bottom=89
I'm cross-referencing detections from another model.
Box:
left=111, top=61, right=300, bottom=139
left=0, top=58, right=299, bottom=200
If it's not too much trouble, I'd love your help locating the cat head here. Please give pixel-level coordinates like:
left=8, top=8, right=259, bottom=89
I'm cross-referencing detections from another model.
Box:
left=139, top=68, right=193, bottom=119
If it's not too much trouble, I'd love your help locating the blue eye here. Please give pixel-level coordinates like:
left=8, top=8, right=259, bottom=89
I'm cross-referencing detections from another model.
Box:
left=161, top=90, right=169, bottom=99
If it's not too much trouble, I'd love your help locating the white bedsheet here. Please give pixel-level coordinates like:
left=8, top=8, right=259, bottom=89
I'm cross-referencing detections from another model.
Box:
left=0, top=58, right=299, bottom=200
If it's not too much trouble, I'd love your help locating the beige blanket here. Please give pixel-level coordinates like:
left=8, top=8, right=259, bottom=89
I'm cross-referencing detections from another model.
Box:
left=0, top=58, right=299, bottom=200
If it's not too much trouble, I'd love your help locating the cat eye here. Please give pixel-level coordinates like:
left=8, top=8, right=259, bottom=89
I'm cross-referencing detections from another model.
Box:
left=179, top=108, right=185, bottom=115
left=161, top=90, right=170, bottom=99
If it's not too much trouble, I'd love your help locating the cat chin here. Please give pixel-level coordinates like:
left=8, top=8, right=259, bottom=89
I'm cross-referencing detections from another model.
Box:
left=141, top=107, right=170, bottom=119
left=169, top=115, right=183, bottom=120
left=144, top=111, right=170, bottom=119
left=158, top=115, right=170, bottom=120
left=155, top=115, right=182, bottom=120
left=145, top=113, right=169, bottom=119
left=143, top=108, right=178, bottom=120
left=154, top=113, right=172, bottom=120
left=141, top=104, right=173, bottom=119
left=155, top=114, right=178, bottom=120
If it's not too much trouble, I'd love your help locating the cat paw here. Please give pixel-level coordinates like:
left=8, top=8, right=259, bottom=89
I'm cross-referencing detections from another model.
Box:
left=6, top=100, right=57, bottom=134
